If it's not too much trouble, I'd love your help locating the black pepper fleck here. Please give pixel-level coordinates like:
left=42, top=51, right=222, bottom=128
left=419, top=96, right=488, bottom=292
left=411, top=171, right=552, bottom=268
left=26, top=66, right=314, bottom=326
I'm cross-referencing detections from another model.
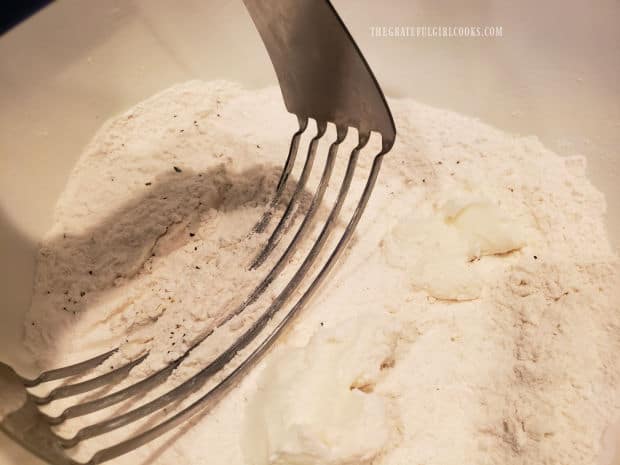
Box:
left=534, top=255, right=538, bottom=260
left=145, top=182, right=152, bottom=186
left=195, top=266, right=201, bottom=270
left=189, top=232, right=195, bottom=237
left=173, top=166, right=182, bottom=173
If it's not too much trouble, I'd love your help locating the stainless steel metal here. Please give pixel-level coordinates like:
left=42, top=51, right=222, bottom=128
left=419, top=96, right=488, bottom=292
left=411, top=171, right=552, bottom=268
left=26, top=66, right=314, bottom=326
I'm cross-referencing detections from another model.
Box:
left=30, top=354, right=148, bottom=405
left=0, top=0, right=395, bottom=463
left=243, top=0, right=396, bottom=144
left=253, top=115, right=308, bottom=234
left=20, top=349, right=119, bottom=388
left=250, top=120, right=327, bottom=269
left=2, top=363, right=91, bottom=465
left=245, top=0, right=396, bottom=267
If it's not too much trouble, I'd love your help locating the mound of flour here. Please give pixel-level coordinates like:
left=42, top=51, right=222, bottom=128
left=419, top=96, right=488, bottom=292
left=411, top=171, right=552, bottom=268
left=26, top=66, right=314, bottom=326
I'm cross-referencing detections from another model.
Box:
left=14, top=81, right=620, bottom=465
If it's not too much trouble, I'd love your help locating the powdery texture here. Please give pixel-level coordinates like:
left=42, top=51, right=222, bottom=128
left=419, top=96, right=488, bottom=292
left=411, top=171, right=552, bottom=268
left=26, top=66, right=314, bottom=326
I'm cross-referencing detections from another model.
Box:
left=13, top=81, right=620, bottom=465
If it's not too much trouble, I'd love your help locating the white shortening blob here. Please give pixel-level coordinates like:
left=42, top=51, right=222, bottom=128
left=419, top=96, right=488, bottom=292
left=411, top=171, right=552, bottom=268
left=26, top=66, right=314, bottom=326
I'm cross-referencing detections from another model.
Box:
left=384, top=192, right=526, bottom=301
left=243, top=316, right=400, bottom=465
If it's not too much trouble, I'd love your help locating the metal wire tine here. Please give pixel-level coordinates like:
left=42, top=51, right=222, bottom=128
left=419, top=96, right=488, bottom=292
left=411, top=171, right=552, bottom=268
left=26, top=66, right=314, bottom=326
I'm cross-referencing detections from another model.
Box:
left=59, top=132, right=367, bottom=452
left=46, top=127, right=349, bottom=425
left=46, top=323, right=223, bottom=426
left=20, top=349, right=119, bottom=388
left=242, top=124, right=348, bottom=301
left=251, top=119, right=328, bottom=269
left=0, top=396, right=82, bottom=465
left=29, top=352, right=147, bottom=405
left=41, top=351, right=182, bottom=425
left=253, top=115, right=309, bottom=234
left=80, top=133, right=382, bottom=465
left=276, top=115, right=311, bottom=194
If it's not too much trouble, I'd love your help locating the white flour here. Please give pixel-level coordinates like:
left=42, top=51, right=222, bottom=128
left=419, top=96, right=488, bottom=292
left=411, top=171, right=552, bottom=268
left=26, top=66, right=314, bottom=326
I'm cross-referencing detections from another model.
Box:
left=12, top=81, right=620, bottom=465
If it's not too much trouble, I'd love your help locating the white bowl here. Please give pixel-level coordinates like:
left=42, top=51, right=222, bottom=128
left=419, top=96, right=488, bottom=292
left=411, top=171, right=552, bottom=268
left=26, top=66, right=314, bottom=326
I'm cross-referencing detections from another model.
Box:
left=0, top=1, right=618, bottom=463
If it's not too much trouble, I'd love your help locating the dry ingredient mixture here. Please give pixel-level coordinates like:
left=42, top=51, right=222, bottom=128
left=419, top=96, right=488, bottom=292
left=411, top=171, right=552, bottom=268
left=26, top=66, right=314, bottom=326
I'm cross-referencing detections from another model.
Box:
left=9, top=81, right=620, bottom=464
